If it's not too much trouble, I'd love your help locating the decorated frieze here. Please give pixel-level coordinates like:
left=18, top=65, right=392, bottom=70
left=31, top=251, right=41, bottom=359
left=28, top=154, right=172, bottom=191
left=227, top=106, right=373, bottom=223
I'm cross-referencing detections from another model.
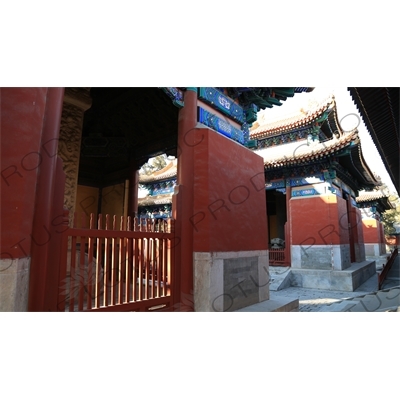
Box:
left=160, top=87, right=184, bottom=108
left=143, top=179, right=176, bottom=196
left=198, top=107, right=245, bottom=144
left=289, top=174, right=325, bottom=187
left=289, top=177, right=340, bottom=198
left=138, top=204, right=172, bottom=219
left=290, top=181, right=347, bottom=198
left=265, top=179, right=285, bottom=190
left=292, top=187, right=325, bottom=197
left=151, top=180, right=176, bottom=196
left=265, top=174, right=326, bottom=190
left=255, top=125, right=329, bottom=149
left=198, top=87, right=245, bottom=124
left=265, top=161, right=332, bottom=182
left=257, top=130, right=306, bottom=149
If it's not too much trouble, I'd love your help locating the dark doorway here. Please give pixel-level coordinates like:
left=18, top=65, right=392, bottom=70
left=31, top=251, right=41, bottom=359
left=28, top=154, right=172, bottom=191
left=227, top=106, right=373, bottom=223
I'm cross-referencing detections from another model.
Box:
left=266, top=189, right=287, bottom=247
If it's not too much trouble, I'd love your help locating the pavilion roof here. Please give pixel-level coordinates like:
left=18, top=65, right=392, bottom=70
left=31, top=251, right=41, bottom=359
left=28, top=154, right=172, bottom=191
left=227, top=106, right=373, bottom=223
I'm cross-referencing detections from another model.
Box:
left=356, top=190, right=394, bottom=211
left=257, top=126, right=380, bottom=191
left=139, top=159, right=177, bottom=183
left=250, top=94, right=334, bottom=139
left=256, top=127, right=357, bottom=169
left=138, top=193, right=173, bottom=207
left=356, top=191, right=388, bottom=202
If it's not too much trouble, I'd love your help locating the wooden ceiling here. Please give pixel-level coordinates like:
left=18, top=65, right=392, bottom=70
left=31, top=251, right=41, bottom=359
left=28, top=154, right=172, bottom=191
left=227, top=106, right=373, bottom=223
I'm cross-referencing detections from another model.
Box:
left=78, top=88, right=179, bottom=187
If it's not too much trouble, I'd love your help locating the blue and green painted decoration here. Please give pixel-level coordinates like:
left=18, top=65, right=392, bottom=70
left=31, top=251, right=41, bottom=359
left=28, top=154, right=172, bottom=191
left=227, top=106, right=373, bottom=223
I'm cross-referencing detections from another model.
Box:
left=197, top=87, right=254, bottom=145
left=198, top=107, right=246, bottom=144
left=161, top=87, right=308, bottom=147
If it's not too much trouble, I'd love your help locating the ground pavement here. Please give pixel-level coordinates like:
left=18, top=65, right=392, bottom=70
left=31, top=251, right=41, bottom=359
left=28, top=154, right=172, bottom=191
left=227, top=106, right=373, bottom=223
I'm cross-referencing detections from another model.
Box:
left=238, top=253, right=400, bottom=312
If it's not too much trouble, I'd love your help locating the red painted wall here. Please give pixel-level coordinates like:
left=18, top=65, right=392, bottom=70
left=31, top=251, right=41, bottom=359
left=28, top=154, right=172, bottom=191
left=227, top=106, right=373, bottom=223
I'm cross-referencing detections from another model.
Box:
left=290, top=194, right=350, bottom=246
left=192, top=128, right=268, bottom=252
left=354, top=207, right=364, bottom=246
left=362, top=218, right=380, bottom=243
left=1, top=88, right=48, bottom=259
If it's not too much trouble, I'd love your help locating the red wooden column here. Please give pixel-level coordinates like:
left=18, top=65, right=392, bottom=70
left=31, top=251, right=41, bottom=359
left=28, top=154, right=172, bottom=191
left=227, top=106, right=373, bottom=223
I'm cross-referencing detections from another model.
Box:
left=173, top=88, right=197, bottom=311
left=347, top=196, right=365, bottom=262
left=346, top=194, right=356, bottom=262
left=1, top=88, right=49, bottom=311
left=285, top=181, right=292, bottom=264
left=379, top=221, right=386, bottom=254
left=28, top=88, right=65, bottom=311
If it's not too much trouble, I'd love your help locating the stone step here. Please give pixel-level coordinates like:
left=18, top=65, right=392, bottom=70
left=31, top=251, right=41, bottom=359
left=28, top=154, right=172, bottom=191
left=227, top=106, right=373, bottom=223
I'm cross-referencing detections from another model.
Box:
left=318, top=301, right=358, bottom=312
left=235, top=296, right=299, bottom=312
left=269, top=267, right=291, bottom=291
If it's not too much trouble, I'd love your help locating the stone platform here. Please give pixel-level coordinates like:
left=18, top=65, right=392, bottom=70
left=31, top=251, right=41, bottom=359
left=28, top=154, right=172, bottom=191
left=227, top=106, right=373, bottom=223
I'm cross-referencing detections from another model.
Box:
left=235, top=293, right=299, bottom=312
left=289, top=260, right=376, bottom=292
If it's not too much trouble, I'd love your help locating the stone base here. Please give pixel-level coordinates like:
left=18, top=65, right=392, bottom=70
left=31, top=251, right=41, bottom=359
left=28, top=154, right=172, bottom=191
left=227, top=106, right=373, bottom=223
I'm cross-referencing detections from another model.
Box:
left=365, top=243, right=385, bottom=257
left=235, top=295, right=299, bottom=312
left=194, top=250, right=269, bottom=312
left=291, top=244, right=351, bottom=270
left=290, top=260, right=376, bottom=291
left=0, top=257, right=30, bottom=311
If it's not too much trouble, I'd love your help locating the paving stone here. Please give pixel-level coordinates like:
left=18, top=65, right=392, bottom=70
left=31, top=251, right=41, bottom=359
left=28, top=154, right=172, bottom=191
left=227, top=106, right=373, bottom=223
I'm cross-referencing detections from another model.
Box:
left=376, top=288, right=400, bottom=308
left=235, top=281, right=400, bottom=312
left=356, top=294, right=385, bottom=312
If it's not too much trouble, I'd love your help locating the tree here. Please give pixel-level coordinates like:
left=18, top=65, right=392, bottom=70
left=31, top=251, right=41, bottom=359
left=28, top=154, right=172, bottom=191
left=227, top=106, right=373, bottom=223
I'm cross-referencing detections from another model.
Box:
left=140, top=154, right=167, bottom=176
left=381, top=192, right=400, bottom=235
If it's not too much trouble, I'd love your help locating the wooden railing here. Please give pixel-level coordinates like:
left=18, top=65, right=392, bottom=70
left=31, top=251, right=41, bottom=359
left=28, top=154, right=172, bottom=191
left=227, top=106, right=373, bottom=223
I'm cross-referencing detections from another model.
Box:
left=57, top=213, right=175, bottom=312
left=269, top=248, right=289, bottom=266
left=378, top=248, right=398, bottom=290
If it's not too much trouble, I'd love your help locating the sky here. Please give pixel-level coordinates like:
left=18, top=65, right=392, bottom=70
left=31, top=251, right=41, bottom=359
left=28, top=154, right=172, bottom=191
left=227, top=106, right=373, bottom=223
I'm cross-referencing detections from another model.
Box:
left=257, top=87, right=398, bottom=196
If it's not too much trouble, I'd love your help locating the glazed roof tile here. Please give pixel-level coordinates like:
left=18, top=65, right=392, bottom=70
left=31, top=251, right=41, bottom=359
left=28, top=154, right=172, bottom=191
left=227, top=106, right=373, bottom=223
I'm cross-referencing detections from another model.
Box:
left=139, top=159, right=177, bottom=183
left=138, top=193, right=173, bottom=206
left=356, top=190, right=394, bottom=211
left=250, top=95, right=335, bottom=139
left=356, top=191, right=389, bottom=202
left=255, top=129, right=358, bottom=169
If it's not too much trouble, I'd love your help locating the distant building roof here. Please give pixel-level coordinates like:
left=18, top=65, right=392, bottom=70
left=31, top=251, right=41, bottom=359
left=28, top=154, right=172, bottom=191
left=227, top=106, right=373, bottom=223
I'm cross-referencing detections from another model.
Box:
left=250, top=94, right=334, bottom=139
left=139, top=159, right=177, bottom=183
left=356, top=191, right=388, bottom=202
left=138, top=193, right=173, bottom=207
left=256, top=128, right=357, bottom=169
left=356, top=189, right=394, bottom=212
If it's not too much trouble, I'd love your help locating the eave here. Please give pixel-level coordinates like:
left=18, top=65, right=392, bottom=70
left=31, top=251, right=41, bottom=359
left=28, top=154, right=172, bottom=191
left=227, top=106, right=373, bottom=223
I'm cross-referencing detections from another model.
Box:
left=348, top=87, right=399, bottom=194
